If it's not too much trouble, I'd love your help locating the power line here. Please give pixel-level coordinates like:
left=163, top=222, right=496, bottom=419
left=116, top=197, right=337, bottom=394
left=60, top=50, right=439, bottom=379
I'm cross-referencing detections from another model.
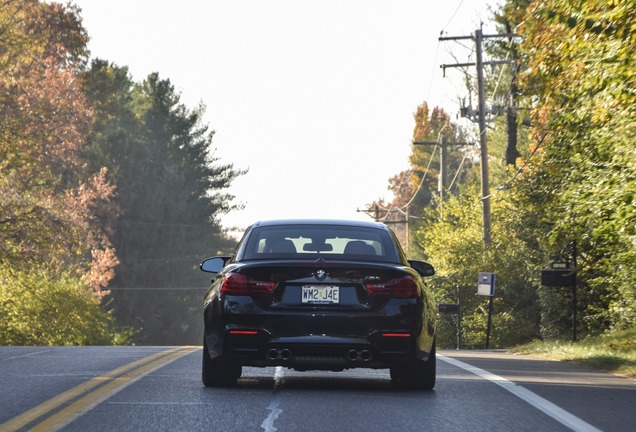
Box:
left=359, top=142, right=438, bottom=222
left=113, top=220, right=217, bottom=228
left=395, top=141, right=438, bottom=212
left=479, top=131, right=549, bottom=202
left=448, top=152, right=471, bottom=193
left=425, top=40, right=442, bottom=103
left=106, top=287, right=207, bottom=290
left=413, top=138, right=474, bottom=200
left=117, top=257, right=201, bottom=262
left=441, top=0, right=466, bottom=33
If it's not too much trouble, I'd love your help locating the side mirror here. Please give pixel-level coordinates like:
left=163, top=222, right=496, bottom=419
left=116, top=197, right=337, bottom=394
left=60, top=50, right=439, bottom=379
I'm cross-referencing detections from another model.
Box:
left=409, top=260, right=435, bottom=277
left=200, top=256, right=230, bottom=274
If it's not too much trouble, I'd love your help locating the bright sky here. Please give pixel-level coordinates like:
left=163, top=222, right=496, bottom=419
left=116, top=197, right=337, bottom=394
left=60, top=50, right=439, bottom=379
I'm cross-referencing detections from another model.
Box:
left=72, top=0, right=500, bottom=236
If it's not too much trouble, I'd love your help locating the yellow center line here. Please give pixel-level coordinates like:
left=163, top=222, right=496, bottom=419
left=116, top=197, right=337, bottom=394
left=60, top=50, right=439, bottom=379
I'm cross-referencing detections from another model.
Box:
left=0, top=346, right=197, bottom=432
left=27, top=347, right=198, bottom=432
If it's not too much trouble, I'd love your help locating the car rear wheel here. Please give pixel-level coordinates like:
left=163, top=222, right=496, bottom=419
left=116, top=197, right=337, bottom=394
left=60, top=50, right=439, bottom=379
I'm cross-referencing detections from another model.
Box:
left=202, top=337, right=241, bottom=387
left=391, top=341, right=436, bottom=390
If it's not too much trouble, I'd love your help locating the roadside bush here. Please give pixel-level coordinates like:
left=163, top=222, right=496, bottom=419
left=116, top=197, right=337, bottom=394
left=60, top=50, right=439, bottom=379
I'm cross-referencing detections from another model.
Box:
left=0, top=268, right=133, bottom=345
left=420, top=189, right=542, bottom=349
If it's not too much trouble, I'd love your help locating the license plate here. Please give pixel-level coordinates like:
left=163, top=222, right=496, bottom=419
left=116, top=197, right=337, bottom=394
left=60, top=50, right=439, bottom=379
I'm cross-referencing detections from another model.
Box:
left=301, top=285, right=340, bottom=304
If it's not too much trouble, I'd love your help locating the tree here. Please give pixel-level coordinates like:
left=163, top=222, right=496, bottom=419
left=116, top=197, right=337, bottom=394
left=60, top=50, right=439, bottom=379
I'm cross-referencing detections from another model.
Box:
left=82, top=62, right=243, bottom=345
left=418, top=186, right=542, bottom=348
left=409, top=103, right=473, bottom=212
left=0, top=1, right=128, bottom=345
left=491, top=0, right=532, bottom=166
left=424, top=0, right=635, bottom=344
left=373, top=0, right=634, bottom=346
left=0, top=0, right=117, bottom=294
left=513, top=0, right=636, bottom=334
left=369, top=102, right=474, bottom=251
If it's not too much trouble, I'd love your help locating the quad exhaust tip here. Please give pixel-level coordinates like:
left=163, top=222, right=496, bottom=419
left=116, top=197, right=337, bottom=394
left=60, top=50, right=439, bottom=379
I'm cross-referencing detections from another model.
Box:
left=267, top=348, right=371, bottom=362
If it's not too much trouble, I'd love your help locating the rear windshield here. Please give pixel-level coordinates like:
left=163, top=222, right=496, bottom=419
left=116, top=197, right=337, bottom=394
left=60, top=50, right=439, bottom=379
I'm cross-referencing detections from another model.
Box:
left=240, top=225, right=399, bottom=263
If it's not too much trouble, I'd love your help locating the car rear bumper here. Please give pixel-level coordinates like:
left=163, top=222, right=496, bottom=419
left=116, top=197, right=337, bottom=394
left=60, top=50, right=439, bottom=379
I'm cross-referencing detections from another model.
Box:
left=224, top=332, right=416, bottom=370
left=204, top=296, right=433, bottom=370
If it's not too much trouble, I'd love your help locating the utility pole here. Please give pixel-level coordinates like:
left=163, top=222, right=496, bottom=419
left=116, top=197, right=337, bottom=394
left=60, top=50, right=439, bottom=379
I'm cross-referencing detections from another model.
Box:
left=356, top=206, right=407, bottom=246
left=413, top=138, right=472, bottom=201
left=439, top=29, right=519, bottom=248
left=475, top=29, right=491, bottom=247
left=358, top=168, right=413, bottom=250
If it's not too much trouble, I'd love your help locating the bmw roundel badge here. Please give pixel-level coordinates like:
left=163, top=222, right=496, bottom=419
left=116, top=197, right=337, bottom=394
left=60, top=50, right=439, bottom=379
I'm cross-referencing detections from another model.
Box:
left=315, top=270, right=326, bottom=280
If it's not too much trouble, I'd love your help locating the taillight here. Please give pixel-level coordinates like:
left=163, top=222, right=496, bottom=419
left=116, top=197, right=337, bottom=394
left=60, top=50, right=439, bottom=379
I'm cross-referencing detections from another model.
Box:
left=393, top=276, right=419, bottom=298
left=365, top=276, right=418, bottom=298
left=365, top=281, right=393, bottom=296
left=220, top=272, right=275, bottom=295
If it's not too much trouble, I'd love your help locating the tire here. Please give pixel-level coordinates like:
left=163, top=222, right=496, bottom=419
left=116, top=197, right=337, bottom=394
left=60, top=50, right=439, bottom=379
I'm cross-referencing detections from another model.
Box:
left=391, top=341, right=436, bottom=390
left=202, top=336, right=242, bottom=387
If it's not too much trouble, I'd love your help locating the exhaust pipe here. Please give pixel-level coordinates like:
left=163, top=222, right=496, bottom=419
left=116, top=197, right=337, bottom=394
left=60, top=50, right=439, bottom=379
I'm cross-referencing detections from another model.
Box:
left=347, top=349, right=373, bottom=362
left=267, top=348, right=281, bottom=360
left=266, top=348, right=292, bottom=361
left=280, top=349, right=292, bottom=360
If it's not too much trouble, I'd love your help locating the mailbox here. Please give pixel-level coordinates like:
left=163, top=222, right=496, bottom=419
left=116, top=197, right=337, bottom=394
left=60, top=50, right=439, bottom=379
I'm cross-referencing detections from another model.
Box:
left=438, top=303, right=459, bottom=314
left=541, top=269, right=575, bottom=287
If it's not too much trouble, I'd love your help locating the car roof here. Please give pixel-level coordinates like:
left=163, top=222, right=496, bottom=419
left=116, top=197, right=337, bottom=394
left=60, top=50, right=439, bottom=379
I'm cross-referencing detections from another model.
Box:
left=251, top=219, right=389, bottom=230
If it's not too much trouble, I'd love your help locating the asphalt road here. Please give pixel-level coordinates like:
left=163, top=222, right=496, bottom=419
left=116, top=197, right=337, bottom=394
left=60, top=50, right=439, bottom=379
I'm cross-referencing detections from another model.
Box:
left=1, top=347, right=634, bottom=432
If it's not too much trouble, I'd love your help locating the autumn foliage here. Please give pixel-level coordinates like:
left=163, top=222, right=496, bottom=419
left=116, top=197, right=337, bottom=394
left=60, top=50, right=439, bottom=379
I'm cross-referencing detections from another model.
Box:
left=1, top=1, right=241, bottom=346
left=0, top=0, right=117, bottom=296
left=376, top=0, right=635, bottom=347
left=0, top=1, right=123, bottom=344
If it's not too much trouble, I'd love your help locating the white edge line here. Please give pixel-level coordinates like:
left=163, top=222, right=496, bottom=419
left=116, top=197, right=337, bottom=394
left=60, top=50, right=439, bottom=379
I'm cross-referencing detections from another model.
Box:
left=2, top=348, right=55, bottom=361
left=438, top=355, right=603, bottom=432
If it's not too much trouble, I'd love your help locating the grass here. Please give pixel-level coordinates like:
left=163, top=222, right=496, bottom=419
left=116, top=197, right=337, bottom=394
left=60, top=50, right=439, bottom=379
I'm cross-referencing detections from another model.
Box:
left=511, top=326, right=636, bottom=379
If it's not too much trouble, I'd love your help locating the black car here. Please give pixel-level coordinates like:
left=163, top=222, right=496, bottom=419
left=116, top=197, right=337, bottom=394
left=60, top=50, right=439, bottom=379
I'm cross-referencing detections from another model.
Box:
left=200, top=219, right=437, bottom=389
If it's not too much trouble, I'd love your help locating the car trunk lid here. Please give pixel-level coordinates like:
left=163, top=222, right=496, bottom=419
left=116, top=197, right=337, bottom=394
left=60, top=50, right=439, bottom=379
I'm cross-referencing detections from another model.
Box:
left=236, top=260, right=410, bottom=311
